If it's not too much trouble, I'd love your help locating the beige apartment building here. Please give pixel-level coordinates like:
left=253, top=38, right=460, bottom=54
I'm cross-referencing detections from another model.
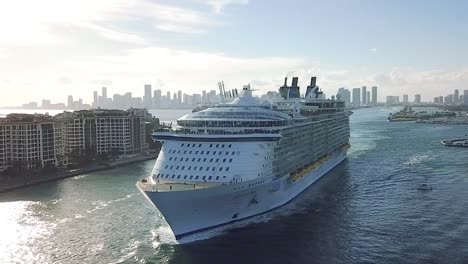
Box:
left=0, top=114, right=66, bottom=172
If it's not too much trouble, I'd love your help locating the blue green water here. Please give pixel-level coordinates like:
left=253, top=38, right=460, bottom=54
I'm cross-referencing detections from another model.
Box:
left=1, top=108, right=468, bottom=264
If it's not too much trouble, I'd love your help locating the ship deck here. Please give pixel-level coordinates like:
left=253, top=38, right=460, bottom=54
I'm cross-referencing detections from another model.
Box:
left=138, top=179, right=223, bottom=192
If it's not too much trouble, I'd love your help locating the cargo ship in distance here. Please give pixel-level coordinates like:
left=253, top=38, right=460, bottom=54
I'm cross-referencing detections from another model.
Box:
left=137, top=77, right=351, bottom=240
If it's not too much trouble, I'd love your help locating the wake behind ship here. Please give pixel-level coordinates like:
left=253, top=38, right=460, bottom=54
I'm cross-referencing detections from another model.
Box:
left=137, top=77, right=351, bottom=240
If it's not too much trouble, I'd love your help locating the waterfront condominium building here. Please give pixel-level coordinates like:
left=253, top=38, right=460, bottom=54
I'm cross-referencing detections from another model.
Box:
left=414, top=94, right=421, bottom=104
left=362, top=86, right=367, bottom=105
left=464, top=90, right=468, bottom=105
left=0, top=114, right=66, bottom=172
left=371, top=86, right=377, bottom=105
left=55, top=109, right=148, bottom=156
left=352, top=88, right=361, bottom=107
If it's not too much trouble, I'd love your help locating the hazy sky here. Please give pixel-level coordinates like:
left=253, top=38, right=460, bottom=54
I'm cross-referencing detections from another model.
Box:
left=1, top=0, right=468, bottom=106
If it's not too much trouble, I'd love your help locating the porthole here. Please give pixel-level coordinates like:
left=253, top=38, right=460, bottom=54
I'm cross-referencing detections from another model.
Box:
left=208, top=176, right=212, bottom=180
left=177, top=175, right=181, bottom=179
left=216, top=176, right=220, bottom=180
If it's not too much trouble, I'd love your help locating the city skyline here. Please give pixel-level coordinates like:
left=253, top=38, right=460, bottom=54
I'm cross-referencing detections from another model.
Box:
left=1, top=1, right=468, bottom=106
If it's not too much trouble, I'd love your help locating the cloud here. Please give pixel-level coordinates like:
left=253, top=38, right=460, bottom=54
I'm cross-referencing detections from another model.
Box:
left=370, top=48, right=377, bottom=53
left=205, top=0, right=249, bottom=14
left=58, top=76, right=73, bottom=85
left=370, top=68, right=468, bottom=100
left=0, top=47, right=7, bottom=58
left=90, top=79, right=113, bottom=86
left=0, top=0, right=229, bottom=45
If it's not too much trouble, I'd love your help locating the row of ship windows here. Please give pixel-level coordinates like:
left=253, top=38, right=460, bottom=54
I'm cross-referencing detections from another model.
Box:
left=180, top=143, right=232, bottom=148
left=164, top=165, right=231, bottom=172
left=156, top=173, right=226, bottom=181
left=168, top=157, right=233, bottom=163
left=169, top=149, right=239, bottom=156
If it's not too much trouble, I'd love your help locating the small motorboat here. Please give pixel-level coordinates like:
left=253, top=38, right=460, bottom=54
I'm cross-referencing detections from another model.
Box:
left=417, top=183, right=432, bottom=191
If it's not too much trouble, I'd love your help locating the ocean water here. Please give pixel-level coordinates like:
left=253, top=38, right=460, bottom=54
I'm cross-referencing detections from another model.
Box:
left=1, top=108, right=468, bottom=264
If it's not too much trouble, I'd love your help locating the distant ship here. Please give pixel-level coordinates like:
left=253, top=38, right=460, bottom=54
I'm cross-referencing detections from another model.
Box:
left=137, top=77, right=351, bottom=239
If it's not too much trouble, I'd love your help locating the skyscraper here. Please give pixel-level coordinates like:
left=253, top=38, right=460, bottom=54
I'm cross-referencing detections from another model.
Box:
left=93, top=91, right=98, bottom=108
left=153, top=89, right=162, bottom=108
left=336, top=88, right=351, bottom=105
left=371, top=86, right=378, bottom=105
left=403, top=94, right=409, bottom=104
left=68, top=95, right=73, bottom=109
left=143, top=84, right=152, bottom=109
left=102, top=87, right=107, bottom=99
left=178, top=90, right=182, bottom=104
left=414, top=94, right=421, bottom=104
left=464, top=90, right=468, bottom=105
left=454, top=89, right=459, bottom=104
left=362, top=86, right=367, bottom=105
left=352, top=88, right=361, bottom=107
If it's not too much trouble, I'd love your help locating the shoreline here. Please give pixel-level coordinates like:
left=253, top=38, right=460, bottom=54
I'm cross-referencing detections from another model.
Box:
left=0, top=153, right=157, bottom=194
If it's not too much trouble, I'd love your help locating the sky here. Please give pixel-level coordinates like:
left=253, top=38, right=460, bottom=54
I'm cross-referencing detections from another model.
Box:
left=1, top=0, right=468, bottom=106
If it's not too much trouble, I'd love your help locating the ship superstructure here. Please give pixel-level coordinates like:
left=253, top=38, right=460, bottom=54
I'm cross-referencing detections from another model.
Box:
left=137, top=77, right=351, bottom=239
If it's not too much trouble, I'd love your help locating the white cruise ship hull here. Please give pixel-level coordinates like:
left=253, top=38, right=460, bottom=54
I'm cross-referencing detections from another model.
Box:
left=138, top=149, right=347, bottom=240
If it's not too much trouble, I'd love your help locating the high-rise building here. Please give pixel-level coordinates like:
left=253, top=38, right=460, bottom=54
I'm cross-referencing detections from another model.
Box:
left=93, top=91, right=98, bottom=108
left=178, top=91, right=182, bottom=104
left=0, top=114, right=66, bottom=172
left=68, top=95, right=73, bottom=109
left=202, top=91, right=207, bottom=103
left=454, top=89, right=459, bottom=104
left=366, top=91, right=370, bottom=105
left=414, top=94, right=421, bottom=104
left=102, top=87, right=107, bottom=99
left=371, top=86, right=378, bottom=105
left=143, top=84, right=152, bottom=109
left=464, top=90, right=468, bottom=105
left=362, top=86, right=367, bottom=105
left=56, top=109, right=148, bottom=156
left=336, top=88, right=351, bottom=105
left=403, top=94, right=409, bottom=104
left=352, top=88, right=361, bottom=107
left=153, top=89, right=162, bottom=108
left=386, top=96, right=400, bottom=105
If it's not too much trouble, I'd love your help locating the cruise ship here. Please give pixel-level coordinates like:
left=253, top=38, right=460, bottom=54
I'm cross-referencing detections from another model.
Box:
left=137, top=77, right=351, bottom=239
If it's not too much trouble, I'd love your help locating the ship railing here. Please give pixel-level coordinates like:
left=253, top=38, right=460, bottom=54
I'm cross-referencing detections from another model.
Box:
left=139, top=180, right=230, bottom=192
